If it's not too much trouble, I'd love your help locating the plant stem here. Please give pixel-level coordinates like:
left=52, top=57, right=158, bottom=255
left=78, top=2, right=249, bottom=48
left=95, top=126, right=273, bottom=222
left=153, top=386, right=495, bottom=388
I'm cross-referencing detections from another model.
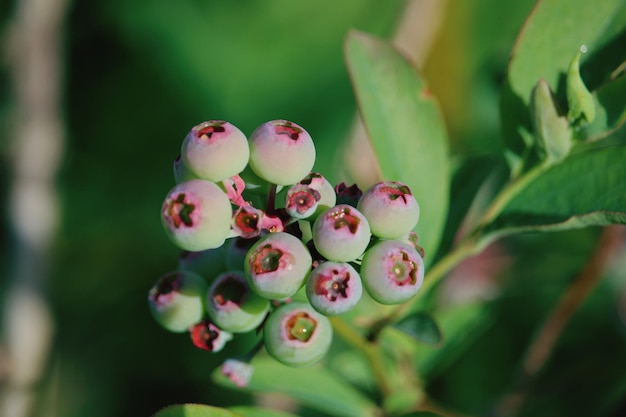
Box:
left=477, top=162, right=547, bottom=228
left=266, top=183, right=277, bottom=214
left=330, top=317, right=392, bottom=398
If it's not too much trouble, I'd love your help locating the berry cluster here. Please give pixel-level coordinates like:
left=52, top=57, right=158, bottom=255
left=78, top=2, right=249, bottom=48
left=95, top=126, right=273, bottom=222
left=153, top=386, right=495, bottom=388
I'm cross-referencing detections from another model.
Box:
left=149, top=120, right=425, bottom=381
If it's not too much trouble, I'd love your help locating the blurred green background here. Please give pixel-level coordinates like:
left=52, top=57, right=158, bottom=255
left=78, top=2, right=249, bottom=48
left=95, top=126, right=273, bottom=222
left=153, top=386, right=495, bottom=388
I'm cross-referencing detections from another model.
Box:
left=1, top=1, right=625, bottom=417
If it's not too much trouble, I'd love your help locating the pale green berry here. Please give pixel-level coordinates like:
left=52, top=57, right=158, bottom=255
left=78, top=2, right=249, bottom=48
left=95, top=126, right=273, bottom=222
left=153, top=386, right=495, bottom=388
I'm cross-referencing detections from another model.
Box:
left=305, top=261, right=362, bottom=316
left=244, top=232, right=312, bottom=299
left=181, top=120, right=249, bottom=182
left=206, top=271, right=270, bottom=333
left=248, top=120, right=315, bottom=185
left=357, top=181, right=420, bottom=239
left=173, top=155, right=199, bottom=184
left=285, top=173, right=336, bottom=219
left=360, top=240, right=424, bottom=305
left=312, top=205, right=371, bottom=262
left=161, top=179, right=232, bottom=251
left=264, top=302, right=332, bottom=367
left=148, top=271, right=207, bottom=333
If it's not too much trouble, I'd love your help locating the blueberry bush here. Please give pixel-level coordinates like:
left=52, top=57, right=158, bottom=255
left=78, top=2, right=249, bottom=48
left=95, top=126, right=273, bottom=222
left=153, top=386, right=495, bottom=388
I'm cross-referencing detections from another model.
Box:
left=4, top=1, right=624, bottom=417
left=146, top=1, right=626, bottom=416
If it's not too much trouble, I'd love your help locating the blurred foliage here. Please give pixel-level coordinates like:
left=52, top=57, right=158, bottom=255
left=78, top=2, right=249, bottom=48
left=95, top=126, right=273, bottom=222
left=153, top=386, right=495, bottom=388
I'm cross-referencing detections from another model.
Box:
left=1, top=1, right=625, bottom=417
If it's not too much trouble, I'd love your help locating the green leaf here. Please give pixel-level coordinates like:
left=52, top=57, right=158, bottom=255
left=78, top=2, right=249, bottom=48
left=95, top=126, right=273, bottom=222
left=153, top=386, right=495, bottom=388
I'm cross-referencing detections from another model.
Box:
left=344, top=30, right=450, bottom=261
left=214, top=357, right=381, bottom=417
left=500, top=0, right=624, bottom=172
left=152, top=404, right=242, bottom=417
left=228, top=406, right=299, bottom=417
left=394, top=311, right=443, bottom=347
left=396, top=413, right=443, bottom=417
left=577, top=74, right=626, bottom=141
left=484, top=129, right=626, bottom=238
left=567, top=49, right=596, bottom=124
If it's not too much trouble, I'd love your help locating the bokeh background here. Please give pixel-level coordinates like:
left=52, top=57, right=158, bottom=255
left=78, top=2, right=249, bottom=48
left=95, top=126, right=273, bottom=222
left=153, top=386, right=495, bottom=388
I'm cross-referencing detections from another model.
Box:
left=1, top=1, right=625, bottom=417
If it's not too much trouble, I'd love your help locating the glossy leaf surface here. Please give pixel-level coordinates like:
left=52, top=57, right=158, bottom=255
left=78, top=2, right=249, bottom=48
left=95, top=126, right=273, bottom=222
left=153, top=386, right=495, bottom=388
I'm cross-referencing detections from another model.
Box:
left=485, top=130, right=626, bottom=238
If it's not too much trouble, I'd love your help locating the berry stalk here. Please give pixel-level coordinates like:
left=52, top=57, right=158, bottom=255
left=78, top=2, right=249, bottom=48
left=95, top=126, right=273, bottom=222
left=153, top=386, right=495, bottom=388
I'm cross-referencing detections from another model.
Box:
left=266, top=183, right=278, bottom=215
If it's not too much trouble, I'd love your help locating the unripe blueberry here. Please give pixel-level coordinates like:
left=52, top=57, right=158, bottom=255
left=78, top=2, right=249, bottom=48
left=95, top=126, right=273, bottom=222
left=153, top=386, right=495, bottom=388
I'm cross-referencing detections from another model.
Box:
left=300, top=172, right=336, bottom=208
left=173, top=155, right=199, bottom=184
left=285, top=173, right=337, bottom=219
left=360, top=240, right=424, bottom=305
left=161, top=179, right=232, bottom=251
left=244, top=232, right=312, bottom=299
left=312, top=205, right=371, bottom=262
left=305, top=261, right=363, bottom=316
left=221, top=359, right=254, bottom=387
left=190, top=319, right=233, bottom=352
left=248, top=120, right=315, bottom=185
left=264, top=302, right=332, bottom=367
left=206, top=271, right=270, bottom=333
left=148, top=271, right=207, bottom=333
left=357, top=181, right=420, bottom=239
left=181, top=120, right=249, bottom=182
left=285, top=185, right=321, bottom=219
left=232, top=204, right=285, bottom=238
left=232, top=205, right=264, bottom=238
